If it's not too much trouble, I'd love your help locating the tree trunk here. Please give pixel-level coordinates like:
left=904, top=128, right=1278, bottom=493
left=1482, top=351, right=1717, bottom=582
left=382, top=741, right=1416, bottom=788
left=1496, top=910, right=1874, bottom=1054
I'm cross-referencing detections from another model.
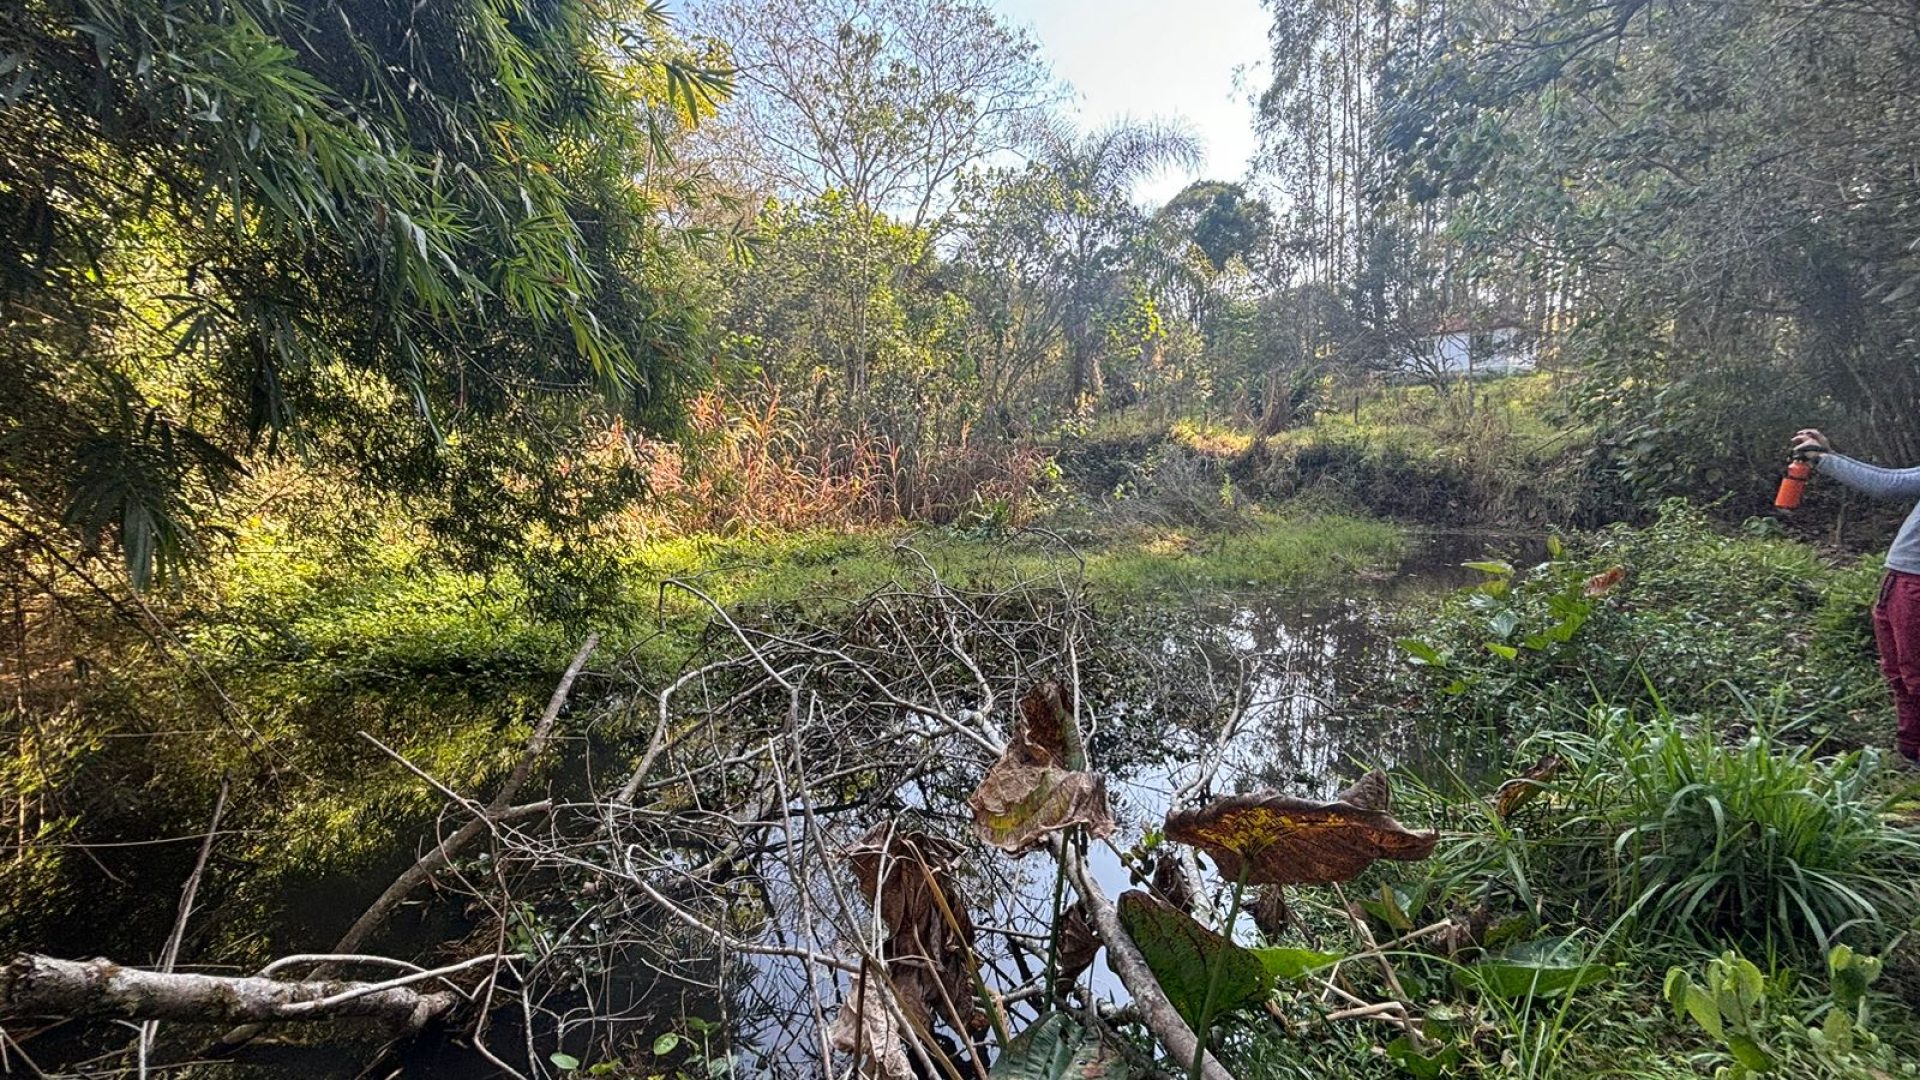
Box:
left=1, top=955, right=457, bottom=1030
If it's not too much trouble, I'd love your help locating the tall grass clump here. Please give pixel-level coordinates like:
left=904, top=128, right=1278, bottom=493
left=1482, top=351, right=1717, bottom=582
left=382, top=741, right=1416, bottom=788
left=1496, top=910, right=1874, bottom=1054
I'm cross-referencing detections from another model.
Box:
left=1533, top=706, right=1920, bottom=953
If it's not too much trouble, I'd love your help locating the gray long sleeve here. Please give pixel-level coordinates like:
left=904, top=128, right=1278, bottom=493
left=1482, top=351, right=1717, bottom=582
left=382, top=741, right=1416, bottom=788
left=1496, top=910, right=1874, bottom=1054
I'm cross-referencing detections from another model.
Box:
left=1816, top=453, right=1920, bottom=499
left=1817, top=452, right=1920, bottom=574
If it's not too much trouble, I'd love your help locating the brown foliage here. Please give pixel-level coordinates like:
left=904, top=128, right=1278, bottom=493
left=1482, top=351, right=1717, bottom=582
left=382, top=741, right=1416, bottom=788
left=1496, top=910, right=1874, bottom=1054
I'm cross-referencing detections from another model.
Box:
left=966, top=681, right=1113, bottom=854
left=1491, top=754, right=1567, bottom=819
left=839, top=824, right=987, bottom=1037
left=1164, top=775, right=1438, bottom=886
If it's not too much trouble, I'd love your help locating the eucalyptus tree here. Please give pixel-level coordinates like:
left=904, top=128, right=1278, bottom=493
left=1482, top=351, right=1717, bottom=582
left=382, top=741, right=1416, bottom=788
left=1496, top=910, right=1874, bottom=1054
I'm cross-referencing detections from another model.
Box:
left=0, top=0, right=732, bottom=590
left=1381, top=0, right=1920, bottom=497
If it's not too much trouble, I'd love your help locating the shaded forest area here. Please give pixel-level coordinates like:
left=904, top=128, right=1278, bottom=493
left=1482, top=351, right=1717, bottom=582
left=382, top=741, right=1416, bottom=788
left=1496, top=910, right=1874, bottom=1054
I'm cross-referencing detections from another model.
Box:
left=3, top=0, right=1920, bottom=1077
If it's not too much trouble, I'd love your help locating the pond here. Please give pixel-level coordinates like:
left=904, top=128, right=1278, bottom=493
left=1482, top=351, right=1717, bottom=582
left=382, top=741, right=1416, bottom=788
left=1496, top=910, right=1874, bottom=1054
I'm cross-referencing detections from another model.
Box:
left=210, top=528, right=1533, bottom=1078
left=722, top=530, right=1530, bottom=1077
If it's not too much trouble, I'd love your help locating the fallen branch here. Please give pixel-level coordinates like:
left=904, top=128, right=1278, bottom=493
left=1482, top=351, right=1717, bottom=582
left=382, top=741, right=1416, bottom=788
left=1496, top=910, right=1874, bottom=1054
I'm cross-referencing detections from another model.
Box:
left=1, top=955, right=457, bottom=1030
left=1061, top=842, right=1236, bottom=1080
left=331, top=635, right=598, bottom=957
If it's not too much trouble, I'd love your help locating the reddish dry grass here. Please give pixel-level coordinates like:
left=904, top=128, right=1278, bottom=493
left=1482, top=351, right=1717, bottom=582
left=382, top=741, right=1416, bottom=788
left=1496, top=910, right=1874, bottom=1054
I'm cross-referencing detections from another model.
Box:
left=622, top=387, right=1050, bottom=533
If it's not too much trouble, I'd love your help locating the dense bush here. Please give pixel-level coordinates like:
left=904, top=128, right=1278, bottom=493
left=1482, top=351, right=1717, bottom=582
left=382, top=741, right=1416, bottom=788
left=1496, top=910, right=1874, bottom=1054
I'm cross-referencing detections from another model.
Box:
left=1535, top=708, right=1920, bottom=952
left=1390, top=502, right=1885, bottom=737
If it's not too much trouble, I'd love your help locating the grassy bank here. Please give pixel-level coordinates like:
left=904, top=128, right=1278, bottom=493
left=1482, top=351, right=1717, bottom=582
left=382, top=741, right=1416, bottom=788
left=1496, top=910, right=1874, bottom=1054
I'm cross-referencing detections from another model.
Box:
left=1057, top=373, right=1626, bottom=531
left=1212, top=503, right=1920, bottom=1080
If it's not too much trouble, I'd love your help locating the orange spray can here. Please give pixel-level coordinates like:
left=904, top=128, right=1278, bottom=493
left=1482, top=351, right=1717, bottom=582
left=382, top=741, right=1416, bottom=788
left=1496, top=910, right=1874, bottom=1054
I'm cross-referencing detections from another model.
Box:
left=1775, top=459, right=1814, bottom=510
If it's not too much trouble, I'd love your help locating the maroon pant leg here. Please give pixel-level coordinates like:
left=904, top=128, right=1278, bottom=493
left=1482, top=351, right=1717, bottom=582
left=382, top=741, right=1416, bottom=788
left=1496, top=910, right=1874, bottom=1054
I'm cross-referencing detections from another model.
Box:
left=1871, top=571, right=1920, bottom=758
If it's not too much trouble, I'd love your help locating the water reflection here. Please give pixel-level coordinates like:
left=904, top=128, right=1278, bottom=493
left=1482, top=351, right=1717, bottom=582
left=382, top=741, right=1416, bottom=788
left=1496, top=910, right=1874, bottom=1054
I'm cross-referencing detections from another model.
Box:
left=705, top=532, right=1522, bottom=1075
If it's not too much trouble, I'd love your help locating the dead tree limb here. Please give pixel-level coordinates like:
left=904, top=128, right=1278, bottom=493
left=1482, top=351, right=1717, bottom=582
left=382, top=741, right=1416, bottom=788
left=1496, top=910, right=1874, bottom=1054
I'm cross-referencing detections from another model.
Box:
left=1062, top=843, right=1237, bottom=1080
left=1, top=955, right=460, bottom=1030
left=330, top=634, right=599, bottom=957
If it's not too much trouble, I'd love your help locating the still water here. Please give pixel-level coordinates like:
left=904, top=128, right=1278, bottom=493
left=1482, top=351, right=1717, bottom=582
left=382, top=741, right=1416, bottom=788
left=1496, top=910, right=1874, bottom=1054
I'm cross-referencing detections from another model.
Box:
left=725, top=531, right=1524, bottom=1076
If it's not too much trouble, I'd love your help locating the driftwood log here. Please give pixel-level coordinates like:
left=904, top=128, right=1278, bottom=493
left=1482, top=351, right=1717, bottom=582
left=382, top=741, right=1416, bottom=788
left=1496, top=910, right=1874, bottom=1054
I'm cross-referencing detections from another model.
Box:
left=1, top=954, right=459, bottom=1030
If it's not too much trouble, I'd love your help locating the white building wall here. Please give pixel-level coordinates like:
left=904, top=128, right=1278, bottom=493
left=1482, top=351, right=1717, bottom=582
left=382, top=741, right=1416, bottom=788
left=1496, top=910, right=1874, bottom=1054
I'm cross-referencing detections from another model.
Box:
left=1402, top=327, right=1536, bottom=377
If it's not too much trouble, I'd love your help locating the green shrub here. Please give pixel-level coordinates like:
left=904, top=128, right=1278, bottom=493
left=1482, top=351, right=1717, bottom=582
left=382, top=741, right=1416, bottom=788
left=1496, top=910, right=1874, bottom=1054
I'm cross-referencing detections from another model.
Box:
left=1391, top=501, right=1885, bottom=734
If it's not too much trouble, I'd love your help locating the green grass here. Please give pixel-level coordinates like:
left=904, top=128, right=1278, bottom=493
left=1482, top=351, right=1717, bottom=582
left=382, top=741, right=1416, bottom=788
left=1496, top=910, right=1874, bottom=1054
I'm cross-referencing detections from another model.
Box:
left=603, top=510, right=1403, bottom=628
left=1536, top=705, right=1920, bottom=954
left=1271, top=372, right=1581, bottom=458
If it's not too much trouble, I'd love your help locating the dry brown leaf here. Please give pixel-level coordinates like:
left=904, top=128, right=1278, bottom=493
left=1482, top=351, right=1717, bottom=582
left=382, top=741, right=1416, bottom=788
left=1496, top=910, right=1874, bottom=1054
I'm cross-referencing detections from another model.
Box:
left=839, top=824, right=985, bottom=1035
left=1017, top=679, right=1078, bottom=768
left=1583, top=566, right=1626, bottom=597
left=1151, top=853, right=1196, bottom=913
left=1164, top=779, right=1438, bottom=886
left=1054, top=900, right=1101, bottom=984
left=967, top=679, right=1112, bottom=854
left=828, top=972, right=915, bottom=1080
left=1249, top=887, right=1293, bottom=939
left=1335, top=769, right=1392, bottom=812
left=968, top=761, right=1114, bottom=854
left=1491, top=754, right=1566, bottom=819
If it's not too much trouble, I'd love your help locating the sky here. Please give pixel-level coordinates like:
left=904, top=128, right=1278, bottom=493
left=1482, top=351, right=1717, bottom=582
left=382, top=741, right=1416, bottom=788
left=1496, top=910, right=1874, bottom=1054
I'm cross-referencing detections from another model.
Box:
left=988, top=0, right=1272, bottom=207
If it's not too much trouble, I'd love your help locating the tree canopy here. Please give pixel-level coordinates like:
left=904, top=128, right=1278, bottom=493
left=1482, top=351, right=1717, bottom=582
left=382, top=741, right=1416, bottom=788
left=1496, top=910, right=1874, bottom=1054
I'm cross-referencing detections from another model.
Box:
left=1, top=0, right=731, bottom=586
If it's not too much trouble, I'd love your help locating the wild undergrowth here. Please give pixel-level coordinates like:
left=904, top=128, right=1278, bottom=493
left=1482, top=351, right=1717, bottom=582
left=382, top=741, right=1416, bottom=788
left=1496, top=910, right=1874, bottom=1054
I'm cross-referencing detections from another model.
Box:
left=1387, top=501, right=1884, bottom=740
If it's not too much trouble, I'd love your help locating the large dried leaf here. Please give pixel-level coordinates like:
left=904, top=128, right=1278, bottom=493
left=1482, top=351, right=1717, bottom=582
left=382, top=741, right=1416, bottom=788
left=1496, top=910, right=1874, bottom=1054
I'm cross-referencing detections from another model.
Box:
left=968, top=681, right=1111, bottom=854
left=990, top=1013, right=1128, bottom=1080
left=1164, top=780, right=1438, bottom=886
left=1017, top=679, right=1083, bottom=769
left=968, top=761, right=1114, bottom=854
left=843, top=825, right=967, bottom=931
left=840, top=824, right=985, bottom=1034
left=1490, top=754, right=1566, bottom=819
left=1053, top=901, right=1100, bottom=985
left=1116, top=890, right=1271, bottom=1029
left=828, top=972, right=915, bottom=1080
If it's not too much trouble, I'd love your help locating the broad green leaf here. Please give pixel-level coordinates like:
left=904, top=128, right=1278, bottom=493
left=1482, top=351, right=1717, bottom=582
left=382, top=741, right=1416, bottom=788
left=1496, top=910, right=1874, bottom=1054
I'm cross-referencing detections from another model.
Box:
left=1117, top=891, right=1270, bottom=1028
left=550, top=1052, right=581, bottom=1071
left=1455, top=937, right=1608, bottom=999
left=1250, top=947, right=1343, bottom=981
left=990, top=1013, right=1128, bottom=1080
left=1485, top=642, right=1519, bottom=660
left=1823, top=1005, right=1855, bottom=1054
left=1398, top=638, right=1445, bottom=666
left=1726, top=1034, right=1776, bottom=1072
left=652, top=1033, right=681, bottom=1056
left=1828, top=944, right=1882, bottom=1010
left=1358, top=883, right=1424, bottom=931
left=1462, top=560, right=1514, bottom=576
left=1384, top=1034, right=1462, bottom=1078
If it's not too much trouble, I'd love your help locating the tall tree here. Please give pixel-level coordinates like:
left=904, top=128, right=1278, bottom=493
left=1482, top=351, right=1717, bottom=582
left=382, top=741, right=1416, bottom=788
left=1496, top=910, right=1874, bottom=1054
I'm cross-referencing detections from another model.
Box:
left=0, top=0, right=731, bottom=587
left=1035, top=120, right=1203, bottom=407
left=691, top=0, right=1057, bottom=228
left=1382, top=0, right=1920, bottom=495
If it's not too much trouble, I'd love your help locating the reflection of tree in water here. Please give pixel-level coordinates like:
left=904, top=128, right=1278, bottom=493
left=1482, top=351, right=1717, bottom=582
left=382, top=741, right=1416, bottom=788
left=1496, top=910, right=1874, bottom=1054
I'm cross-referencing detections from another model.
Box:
left=1193, top=598, right=1495, bottom=800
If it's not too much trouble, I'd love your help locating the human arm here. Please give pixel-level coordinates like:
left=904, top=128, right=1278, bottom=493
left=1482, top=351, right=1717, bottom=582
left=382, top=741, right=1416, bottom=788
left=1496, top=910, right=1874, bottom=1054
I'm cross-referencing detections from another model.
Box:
left=1816, top=453, right=1920, bottom=499
left=1790, top=428, right=1920, bottom=499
